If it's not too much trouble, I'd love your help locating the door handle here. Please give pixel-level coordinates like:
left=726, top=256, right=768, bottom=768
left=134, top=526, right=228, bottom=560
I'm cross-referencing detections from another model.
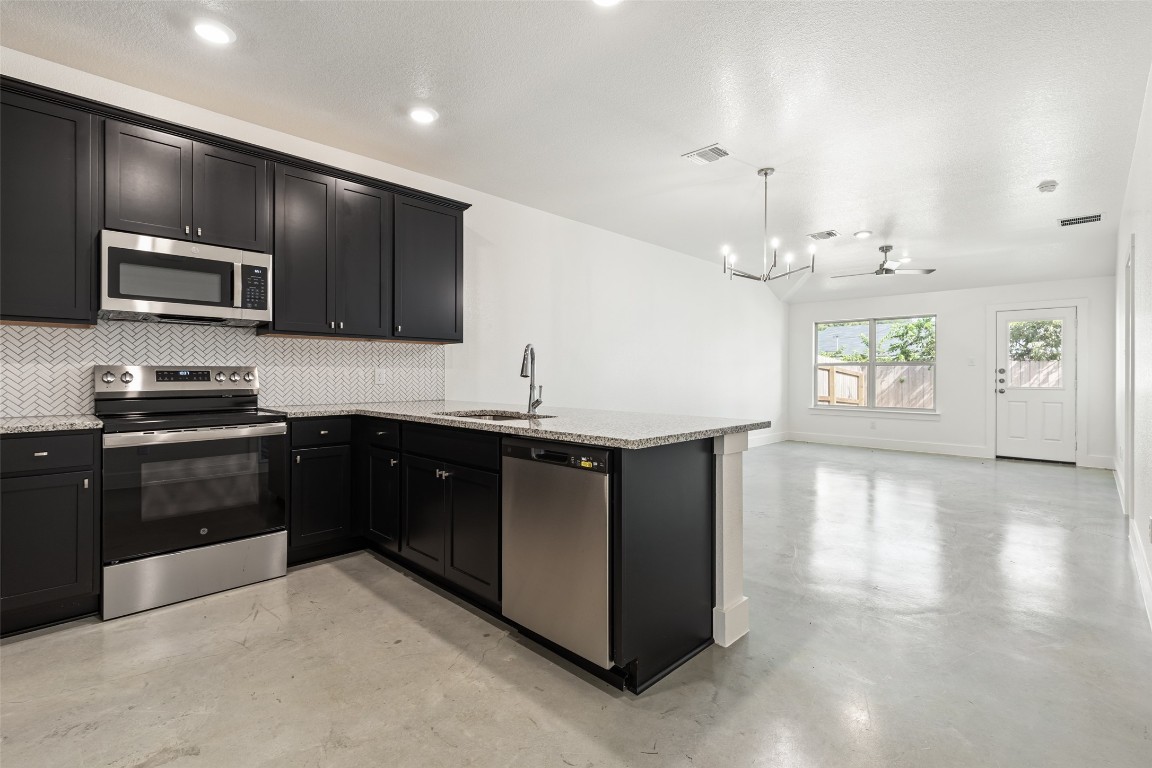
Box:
left=319, top=430, right=329, bottom=435
left=997, top=388, right=1005, bottom=394
left=197, top=227, right=203, bottom=237
left=83, top=478, right=89, bottom=489
left=296, top=455, right=301, bottom=464
left=339, top=321, right=344, bottom=330
left=33, top=451, right=48, bottom=457
left=330, top=321, right=336, bottom=329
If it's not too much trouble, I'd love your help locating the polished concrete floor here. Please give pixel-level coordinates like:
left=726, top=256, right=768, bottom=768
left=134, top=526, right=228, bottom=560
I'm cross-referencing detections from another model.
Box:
left=2, top=442, right=1151, bottom=767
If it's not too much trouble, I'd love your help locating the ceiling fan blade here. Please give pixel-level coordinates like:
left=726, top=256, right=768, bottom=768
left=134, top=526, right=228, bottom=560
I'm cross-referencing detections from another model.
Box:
left=892, top=268, right=937, bottom=275
left=882, top=260, right=901, bottom=269
left=831, top=271, right=881, bottom=278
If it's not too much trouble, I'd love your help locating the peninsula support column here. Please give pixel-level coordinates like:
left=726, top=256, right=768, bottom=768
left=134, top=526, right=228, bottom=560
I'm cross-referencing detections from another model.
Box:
left=713, top=431, right=749, bottom=646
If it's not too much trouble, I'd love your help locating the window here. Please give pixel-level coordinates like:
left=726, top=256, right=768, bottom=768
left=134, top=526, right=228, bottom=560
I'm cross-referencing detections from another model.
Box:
left=815, top=316, right=936, bottom=410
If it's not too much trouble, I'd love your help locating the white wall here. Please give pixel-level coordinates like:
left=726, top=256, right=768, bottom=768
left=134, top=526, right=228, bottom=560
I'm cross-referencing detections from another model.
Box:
left=1115, top=61, right=1152, bottom=625
left=786, top=277, right=1116, bottom=466
left=0, top=49, right=786, bottom=436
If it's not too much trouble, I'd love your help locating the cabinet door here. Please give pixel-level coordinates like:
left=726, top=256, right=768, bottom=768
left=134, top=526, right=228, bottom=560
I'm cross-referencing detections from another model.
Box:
left=401, top=456, right=446, bottom=573
left=393, top=196, right=463, bottom=342
left=0, top=471, right=96, bottom=615
left=192, top=143, right=270, bottom=252
left=0, top=92, right=96, bottom=323
left=105, top=120, right=192, bottom=240
left=274, top=165, right=336, bottom=334
left=361, top=447, right=401, bottom=551
left=443, top=464, right=500, bottom=605
left=336, top=180, right=393, bottom=337
left=290, top=446, right=351, bottom=548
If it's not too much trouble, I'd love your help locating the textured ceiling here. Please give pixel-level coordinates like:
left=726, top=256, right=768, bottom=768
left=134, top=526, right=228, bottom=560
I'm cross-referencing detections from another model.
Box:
left=2, top=1, right=1150, bottom=302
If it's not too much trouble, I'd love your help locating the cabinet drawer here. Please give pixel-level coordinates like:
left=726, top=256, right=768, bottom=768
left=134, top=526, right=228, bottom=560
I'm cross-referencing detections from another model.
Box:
left=402, top=423, right=499, bottom=471
left=359, top=417, right=401, bottom=449
left=0, top=433, right=95, bottom=475
left=291, top=418, right=351, bottom=447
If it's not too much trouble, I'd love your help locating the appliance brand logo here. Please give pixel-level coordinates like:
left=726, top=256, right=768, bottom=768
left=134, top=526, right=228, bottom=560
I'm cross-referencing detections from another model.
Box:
left=191, top=246, right=200, bottom=254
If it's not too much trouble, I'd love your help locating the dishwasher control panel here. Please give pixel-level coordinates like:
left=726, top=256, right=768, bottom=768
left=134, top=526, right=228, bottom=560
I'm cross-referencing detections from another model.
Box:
left=502, top=439, right=611, bottom=474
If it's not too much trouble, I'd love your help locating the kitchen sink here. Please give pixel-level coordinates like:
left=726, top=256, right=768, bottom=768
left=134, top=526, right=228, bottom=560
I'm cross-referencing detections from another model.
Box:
left=435, top=410, right=556, bottom=421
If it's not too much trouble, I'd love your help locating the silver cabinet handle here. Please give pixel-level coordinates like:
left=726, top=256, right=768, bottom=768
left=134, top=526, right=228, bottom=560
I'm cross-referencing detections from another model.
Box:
left=33, top=451, right=48, bottom=457
left=185, top=225, right=190, bottom=235
left=435, top=469, right=443, bottom=479
left=395, top=325, right=401, bottom=334
left=376, top=431, right=387, bottom=436
left=330, top=321, right=336, bottom=329
left=296, top=455, right=301, bottom=464
left=319, top=430, right=329, bottom=435
left=390, top=459, right=399, bottom=467
left=197, top=227, right=202, bottom=236
left=440, top=471, right=452, bottom=479
left=339, top=321, right=344, bottom=329
left=83, top=478, right=89, bottom=489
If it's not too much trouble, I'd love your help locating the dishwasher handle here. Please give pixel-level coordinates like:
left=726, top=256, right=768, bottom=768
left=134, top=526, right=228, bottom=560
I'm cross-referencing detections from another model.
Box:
left=531, top=449, right=570, bottom=464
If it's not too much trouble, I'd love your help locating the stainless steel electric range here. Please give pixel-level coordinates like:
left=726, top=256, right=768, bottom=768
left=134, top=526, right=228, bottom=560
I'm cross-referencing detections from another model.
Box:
left=94, top=365, right=288, bottom=620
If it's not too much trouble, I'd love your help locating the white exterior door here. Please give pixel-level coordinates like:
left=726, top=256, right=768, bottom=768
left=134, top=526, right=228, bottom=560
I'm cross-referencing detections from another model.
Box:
left=995, top=307, right=1077, bottom=462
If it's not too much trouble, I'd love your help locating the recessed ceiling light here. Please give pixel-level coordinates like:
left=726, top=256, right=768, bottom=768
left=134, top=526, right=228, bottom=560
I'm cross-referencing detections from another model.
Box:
left=193, top=21, right=236, bottom=45
left=593, top=0, right=622, bottom=6
left=409, top=107, right=440, bottom=125
left=854, top=230, right=872, bottom=239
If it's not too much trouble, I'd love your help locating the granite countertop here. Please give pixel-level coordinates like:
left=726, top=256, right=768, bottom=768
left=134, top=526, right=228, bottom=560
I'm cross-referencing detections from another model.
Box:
left=0, top=415, right=104, bottom=435
left=267, top=400, right=771, bottom=449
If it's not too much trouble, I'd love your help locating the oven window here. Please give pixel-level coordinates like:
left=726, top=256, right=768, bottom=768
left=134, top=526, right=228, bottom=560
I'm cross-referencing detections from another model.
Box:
left=119, top=262, right=224, bottom=304
left=140, top=453, right=259, bottom=520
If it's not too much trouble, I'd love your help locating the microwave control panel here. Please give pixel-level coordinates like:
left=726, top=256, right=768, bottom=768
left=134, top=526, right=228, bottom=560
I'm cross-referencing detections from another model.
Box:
left=241, top=265, right=269, bottom=310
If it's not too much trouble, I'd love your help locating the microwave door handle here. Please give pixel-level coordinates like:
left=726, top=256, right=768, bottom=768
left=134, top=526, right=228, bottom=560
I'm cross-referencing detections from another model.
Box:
left=233, top=263, right=243, bottom=308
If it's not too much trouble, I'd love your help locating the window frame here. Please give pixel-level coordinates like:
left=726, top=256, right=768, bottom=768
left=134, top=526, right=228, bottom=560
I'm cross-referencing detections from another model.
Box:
left=813, top=315, right=937, bottom=412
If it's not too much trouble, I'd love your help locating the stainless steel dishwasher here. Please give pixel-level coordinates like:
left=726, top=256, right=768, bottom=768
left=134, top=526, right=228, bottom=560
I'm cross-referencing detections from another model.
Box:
left=501, top=437, right=612, bottom=669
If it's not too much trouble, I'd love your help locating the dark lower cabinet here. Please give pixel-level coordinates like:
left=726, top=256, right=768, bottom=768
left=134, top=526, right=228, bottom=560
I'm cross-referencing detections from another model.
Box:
left=0, top=91, right=97, bottom=324
left=0, top=431, right=100, bottom=637
left=290, top=445, right=352, bottom=548
left=357, top=446, right=401, bottom=552
left=401, top=455, right=499, bottom=605
left=443, top=465, right=500, bottom=605
left=401, top=456, right=447, bottom=572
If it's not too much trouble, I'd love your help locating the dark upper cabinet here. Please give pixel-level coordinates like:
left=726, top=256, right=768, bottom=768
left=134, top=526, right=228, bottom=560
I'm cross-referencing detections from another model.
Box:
left=443, top=464, right=499, bottom=605
left=274, top=166, right=337, bottom=334
left=105, top=120, right=270, bottom=251
left=401, top=456, right=447, bottom=573
left=393, top=196, right=463, bottom=342
left=358, top=446, right=401, bottom=552
left=105, top=120, right=192, bottom=241
left=337, top=180, right=393, bottom=337
left=192, top=142, right=270, bottom=252
left=290, top=445, right=352, bottom=548
left=1, top=470, right=97, bottom=634
left=0, top=92, right=97, bottom=323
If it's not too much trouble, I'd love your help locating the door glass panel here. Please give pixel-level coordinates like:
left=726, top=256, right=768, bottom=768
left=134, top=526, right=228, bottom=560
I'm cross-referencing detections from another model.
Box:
left=140, top=453, right=259, bottom=520
left=120, top=262, right=223, bottom=303
left=1008, top=319, right=1063, bottom=387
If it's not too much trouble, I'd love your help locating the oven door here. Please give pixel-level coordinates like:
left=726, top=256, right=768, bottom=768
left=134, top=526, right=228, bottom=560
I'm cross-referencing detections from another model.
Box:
left=102, top=424, right=288, bottom=562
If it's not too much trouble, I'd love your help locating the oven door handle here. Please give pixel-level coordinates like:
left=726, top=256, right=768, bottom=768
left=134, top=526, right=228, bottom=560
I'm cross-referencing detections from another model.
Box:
left=103, top=423, right=287, bottom=448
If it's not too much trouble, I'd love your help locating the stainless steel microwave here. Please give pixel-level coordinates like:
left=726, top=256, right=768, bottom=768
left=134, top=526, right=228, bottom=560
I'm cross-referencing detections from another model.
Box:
left=100, top=230, right=271, bottom=326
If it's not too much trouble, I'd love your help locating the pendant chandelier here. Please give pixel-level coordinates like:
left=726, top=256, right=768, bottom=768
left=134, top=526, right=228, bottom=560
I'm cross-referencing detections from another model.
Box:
left=722, top=168, right=815, bottom=282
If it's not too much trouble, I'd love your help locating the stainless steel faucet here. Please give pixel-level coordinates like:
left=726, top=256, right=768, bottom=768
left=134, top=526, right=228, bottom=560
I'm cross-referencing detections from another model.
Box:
left=520, top=344, right=543, bottom=416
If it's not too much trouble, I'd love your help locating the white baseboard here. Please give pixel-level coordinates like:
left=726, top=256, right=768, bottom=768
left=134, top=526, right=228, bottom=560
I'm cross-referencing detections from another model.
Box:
left=787, top=432, right=990, bottom=459
left=1129, top=518, right=1152, bottom=635
left=1115, top=470, right=1127, bottom=518
left=748, top=429, right=788, bottom=448
left=1077, top=454, right=1116, bottom=470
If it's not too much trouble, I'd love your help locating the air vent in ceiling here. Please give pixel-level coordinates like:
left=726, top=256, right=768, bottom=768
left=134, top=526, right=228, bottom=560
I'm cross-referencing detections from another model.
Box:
left=1059, top=214, right=1102, bottom=226
left=807, top=230, right=841, bottom=241
left=682, top=144, right=729, bottom=165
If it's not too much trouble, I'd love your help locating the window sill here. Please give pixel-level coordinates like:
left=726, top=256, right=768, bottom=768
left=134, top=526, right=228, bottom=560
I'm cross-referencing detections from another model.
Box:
left=808, top=407, right=941, bottom=421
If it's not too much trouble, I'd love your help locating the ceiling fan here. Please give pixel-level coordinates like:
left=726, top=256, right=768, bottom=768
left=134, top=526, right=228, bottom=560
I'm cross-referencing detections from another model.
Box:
left=832, top=245, right=936, bottom=278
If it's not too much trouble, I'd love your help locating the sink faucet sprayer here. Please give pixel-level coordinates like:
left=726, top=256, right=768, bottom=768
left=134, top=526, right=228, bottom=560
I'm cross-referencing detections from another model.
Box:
left=520, top=344, right=543, bottom=416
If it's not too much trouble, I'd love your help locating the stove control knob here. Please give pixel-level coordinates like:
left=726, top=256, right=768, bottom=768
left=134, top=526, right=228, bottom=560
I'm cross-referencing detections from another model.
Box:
left=215, top=372, right=226, bottom=382
left=120, top=372, right=134, bottom=384
left=229, top=372, right=241, bottom=383
left=101, top=371, right=116, bottom=384
left=243, top=372, right=255, bottom=383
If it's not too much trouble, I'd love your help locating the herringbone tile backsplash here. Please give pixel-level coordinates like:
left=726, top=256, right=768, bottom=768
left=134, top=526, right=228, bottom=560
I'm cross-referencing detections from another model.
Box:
left=0, top=323, right=445, bottom=417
